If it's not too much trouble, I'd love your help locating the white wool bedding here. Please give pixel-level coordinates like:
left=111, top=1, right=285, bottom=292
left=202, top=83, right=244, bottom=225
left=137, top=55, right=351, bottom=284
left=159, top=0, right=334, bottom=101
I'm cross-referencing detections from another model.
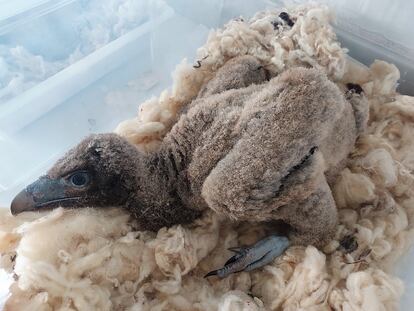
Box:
left=1, top=4, right=414, bottom=310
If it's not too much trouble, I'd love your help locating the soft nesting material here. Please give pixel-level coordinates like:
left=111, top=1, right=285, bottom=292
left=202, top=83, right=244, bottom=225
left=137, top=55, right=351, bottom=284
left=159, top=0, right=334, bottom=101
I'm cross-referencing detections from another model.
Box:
left=1, top=4, right=413, bottom=310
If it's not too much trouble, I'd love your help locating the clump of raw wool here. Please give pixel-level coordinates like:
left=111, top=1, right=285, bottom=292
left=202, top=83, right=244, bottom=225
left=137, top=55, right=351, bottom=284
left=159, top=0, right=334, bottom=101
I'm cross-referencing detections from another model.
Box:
left=1, top=4, right=414, bottom=311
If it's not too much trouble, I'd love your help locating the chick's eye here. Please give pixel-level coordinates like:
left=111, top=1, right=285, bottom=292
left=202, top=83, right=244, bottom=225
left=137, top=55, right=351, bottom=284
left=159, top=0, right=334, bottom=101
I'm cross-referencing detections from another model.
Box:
left=69, top=172, right=90, bottom=187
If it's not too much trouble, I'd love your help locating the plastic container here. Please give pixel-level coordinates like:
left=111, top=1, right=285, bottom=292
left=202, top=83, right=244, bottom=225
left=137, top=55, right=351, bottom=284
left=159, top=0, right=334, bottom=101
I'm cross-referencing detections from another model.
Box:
left=0, top=0, right=413, bottom=308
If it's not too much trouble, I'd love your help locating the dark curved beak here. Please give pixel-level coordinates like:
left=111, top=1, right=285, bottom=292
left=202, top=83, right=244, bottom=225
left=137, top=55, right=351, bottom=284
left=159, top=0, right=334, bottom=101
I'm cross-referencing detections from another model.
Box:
left=10, top=189, right=36, bottom=215
left=10, top=176, right=78, bottom=215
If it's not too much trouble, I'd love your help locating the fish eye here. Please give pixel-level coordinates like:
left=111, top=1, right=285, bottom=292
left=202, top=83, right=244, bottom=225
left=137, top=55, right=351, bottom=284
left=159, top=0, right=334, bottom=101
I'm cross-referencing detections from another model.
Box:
left=69, top=171, right=90, bottom=187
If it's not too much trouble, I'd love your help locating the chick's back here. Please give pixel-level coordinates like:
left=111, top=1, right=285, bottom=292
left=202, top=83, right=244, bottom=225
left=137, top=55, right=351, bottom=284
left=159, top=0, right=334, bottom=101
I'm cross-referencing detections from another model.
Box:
left=163, top=66, right=359, bottom=223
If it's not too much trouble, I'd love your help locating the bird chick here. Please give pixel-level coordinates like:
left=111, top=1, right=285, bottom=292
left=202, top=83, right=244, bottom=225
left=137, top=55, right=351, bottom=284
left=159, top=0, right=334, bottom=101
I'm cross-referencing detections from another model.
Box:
left=10, top=56, right=368, bottom=277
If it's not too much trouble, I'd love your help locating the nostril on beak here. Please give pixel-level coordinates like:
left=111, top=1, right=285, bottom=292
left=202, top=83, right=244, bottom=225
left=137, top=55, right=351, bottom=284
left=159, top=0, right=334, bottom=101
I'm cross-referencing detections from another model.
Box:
left=10, top=190, right=36, bottom=215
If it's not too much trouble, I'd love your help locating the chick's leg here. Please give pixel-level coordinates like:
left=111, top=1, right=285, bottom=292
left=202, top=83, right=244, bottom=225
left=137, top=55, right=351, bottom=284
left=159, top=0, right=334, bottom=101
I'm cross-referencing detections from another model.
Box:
left=279, top=178, right=338, bottom=247
left=204, top=178, right=337, bottom=278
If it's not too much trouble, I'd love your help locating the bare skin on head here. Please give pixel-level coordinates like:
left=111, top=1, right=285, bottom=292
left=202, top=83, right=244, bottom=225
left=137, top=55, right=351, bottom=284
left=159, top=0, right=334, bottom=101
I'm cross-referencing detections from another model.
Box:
left=10, top=55, right=368, bottom=277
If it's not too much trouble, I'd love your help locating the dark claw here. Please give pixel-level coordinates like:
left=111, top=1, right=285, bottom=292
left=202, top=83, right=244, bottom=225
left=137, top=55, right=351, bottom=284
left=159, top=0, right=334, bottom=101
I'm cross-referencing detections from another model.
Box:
left=224, top=247, right=248, bottom=265
left=224, top=255, right=237, bottom=266
left=228, top=247, right=244, bottom=254
left=224, top=254, right=241, bottom=266
left=204, top=270, right=219, bottom=278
